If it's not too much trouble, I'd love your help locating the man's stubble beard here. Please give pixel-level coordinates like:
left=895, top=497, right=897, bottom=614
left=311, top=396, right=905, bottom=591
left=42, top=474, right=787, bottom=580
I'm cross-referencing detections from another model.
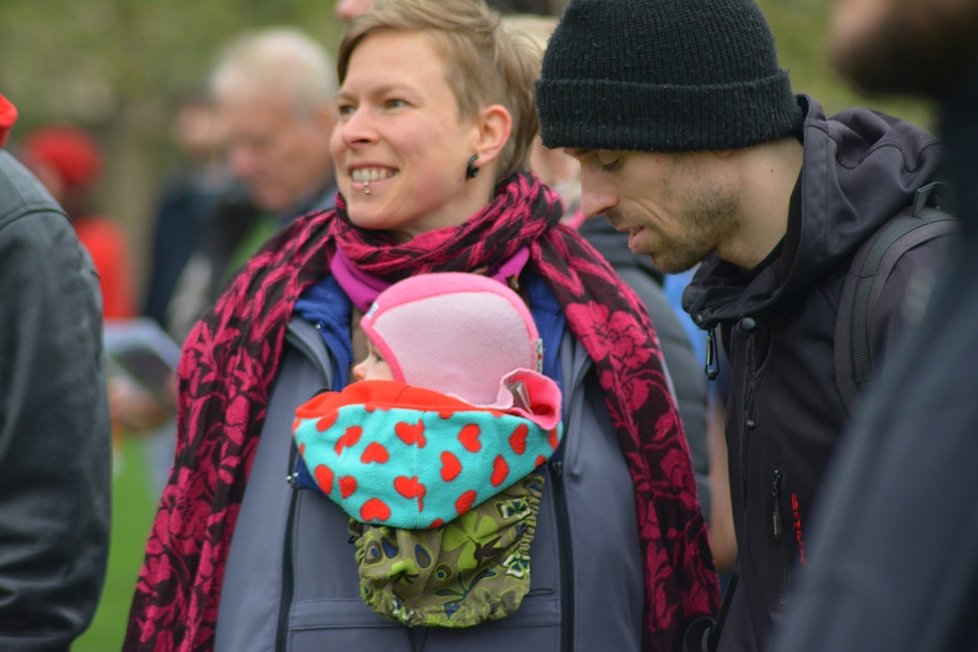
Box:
left=648, top=188, right=742, bottom=275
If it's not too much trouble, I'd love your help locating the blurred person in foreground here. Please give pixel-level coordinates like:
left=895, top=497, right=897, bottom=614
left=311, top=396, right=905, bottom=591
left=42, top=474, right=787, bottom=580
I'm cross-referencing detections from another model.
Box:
left=165, top=27, right=338, bottom=343
left=123, top=1, right=718, bottom=650
left=769, top=1, right=978, bottom=650
left=0, top=94, right=111, bottom=650
left=535, top=0, right=950, bottom=650
left=21, top=123, right=139, bottom=470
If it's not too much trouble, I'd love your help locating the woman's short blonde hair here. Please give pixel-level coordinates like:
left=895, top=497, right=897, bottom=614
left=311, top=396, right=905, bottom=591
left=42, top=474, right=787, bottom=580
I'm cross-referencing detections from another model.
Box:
left=337, top=0, right=541, bottom=182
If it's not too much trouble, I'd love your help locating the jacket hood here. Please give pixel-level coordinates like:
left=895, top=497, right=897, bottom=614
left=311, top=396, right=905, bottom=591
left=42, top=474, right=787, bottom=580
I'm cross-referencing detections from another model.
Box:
left=684, top=96, right=943, bottom=328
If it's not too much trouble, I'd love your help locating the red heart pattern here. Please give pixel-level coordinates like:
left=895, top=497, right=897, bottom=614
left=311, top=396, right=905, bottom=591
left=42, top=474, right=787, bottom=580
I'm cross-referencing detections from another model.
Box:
left=440, top=451, right=462, bottom=482
left=361, top=442, right=390, bottom=464
left=334, top=425, right=363, bottom=456
left=490, top=455, right=509, bottom=487
left=297, top=406, right=562, bottom=526
left=360, top=497, right=391, bottom=522
left=509, top=424, right=529, bottom=455
left=339, top=475, right=357, bottom=498
left=316, top=411, right=338, bottom=432
left=455, top=489, right=477, bottom=515
left=394, top=475, right=427, bottom=512
left=395, top=420, right=427, bottom=447
left=458, top=424, right=481, bottom=452
left=547, top=427, right=560, bottom=451
left=314, top=464, right=334, bottom=495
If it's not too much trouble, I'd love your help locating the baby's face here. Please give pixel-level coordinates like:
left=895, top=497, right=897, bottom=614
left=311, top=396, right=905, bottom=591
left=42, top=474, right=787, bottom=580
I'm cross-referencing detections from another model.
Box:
left=353, top=340, right=394, bottom=381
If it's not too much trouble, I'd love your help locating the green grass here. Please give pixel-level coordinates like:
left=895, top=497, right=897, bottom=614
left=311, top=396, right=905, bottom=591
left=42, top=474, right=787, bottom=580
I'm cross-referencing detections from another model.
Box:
left=73, top=439, right=159, bottom=652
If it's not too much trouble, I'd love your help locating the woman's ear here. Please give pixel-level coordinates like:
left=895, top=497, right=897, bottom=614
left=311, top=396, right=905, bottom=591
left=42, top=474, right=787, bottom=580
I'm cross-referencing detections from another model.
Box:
left=470, top=104, right=512, bottom=167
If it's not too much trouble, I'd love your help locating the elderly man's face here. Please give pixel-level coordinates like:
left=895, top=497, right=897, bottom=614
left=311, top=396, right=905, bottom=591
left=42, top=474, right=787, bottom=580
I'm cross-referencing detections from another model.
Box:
left=829, top=0, right=978, bottom=98
left=222, top=90, right=335, bottom=213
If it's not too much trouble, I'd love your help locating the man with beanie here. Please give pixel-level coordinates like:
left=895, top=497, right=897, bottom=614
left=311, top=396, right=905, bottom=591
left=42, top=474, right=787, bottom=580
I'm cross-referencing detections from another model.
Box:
left=768, top=1, right=978, bottom=651
left=536, top=1, right=949, bottom=650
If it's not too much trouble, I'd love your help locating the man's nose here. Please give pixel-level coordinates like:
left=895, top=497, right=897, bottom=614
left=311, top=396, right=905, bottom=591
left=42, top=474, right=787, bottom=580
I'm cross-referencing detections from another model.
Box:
left=579, top=169, right=617, bottom=218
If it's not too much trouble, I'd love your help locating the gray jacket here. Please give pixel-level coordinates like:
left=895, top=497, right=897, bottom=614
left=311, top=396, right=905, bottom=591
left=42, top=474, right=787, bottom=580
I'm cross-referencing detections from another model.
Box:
left=0, top=150, right=111, bottom=651
left=215, top=284, right=649, bottom=650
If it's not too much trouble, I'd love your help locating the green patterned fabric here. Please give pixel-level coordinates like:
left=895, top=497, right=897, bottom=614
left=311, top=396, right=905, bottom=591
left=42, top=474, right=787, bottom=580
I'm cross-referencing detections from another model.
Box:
left=350, top=473, right=544, bottom=627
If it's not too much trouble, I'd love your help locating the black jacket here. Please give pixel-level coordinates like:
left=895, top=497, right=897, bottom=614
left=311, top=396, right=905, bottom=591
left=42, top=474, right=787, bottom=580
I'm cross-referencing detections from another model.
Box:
left=682, top=96, right=944, bottom=651
left=768, top=67, right=978, bottom=652
left=0, top=150, right=111, bottom=650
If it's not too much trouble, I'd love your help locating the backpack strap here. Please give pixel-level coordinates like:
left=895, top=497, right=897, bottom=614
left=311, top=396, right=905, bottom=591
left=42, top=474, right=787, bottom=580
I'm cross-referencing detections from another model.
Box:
left=834, top=182, right=958, bottom=414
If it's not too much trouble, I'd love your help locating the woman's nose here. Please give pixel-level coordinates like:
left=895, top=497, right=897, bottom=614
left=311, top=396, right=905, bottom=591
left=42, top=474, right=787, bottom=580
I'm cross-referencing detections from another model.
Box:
left=337, top=107, right=376, bottom=148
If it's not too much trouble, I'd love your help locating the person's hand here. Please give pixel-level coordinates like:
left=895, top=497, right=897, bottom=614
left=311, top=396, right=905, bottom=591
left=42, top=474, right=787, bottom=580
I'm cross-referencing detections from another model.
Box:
left=108, top=372, right=175, bottom=434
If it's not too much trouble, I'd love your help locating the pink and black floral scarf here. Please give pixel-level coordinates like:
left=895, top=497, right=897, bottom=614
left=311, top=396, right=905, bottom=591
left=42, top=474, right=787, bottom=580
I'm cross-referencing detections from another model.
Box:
left=125, top=173, right=718, bottom=651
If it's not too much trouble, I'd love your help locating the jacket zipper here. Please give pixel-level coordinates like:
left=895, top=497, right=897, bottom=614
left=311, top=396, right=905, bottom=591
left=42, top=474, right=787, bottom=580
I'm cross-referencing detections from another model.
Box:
left=771, top=467, right=787, bottom=604
left=276, top=323, right=333, bottom=652
left=738, top=318, right=760, bottom=501
left=550, top=352, right=591, bottom=652
left=276, top=466, right=300, bottom=652
left=549, top=457, right=573, bottom=652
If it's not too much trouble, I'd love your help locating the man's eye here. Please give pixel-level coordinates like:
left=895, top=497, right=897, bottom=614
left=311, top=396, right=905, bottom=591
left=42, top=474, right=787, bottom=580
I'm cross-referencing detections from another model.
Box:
left=599, top=156, right=624, bottom=172
left=338, top=103, right=356, bottom=117
left=385, top=98, right=407, bottom=109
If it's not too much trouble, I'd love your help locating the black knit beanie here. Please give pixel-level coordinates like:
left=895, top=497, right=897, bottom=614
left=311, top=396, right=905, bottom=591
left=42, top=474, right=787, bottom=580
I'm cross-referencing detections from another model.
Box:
left=535, top=0, right=805, bottom=152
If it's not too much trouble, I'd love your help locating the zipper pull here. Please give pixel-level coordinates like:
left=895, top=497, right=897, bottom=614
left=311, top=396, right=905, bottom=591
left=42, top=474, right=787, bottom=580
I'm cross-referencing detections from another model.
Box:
left=705, top=327, right=719, bottom=380
left=771, top=468, right=784, bottom=540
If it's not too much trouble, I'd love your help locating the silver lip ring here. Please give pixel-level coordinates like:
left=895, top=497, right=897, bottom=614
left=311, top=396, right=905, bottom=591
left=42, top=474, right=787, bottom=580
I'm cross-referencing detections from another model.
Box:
left=363, top=180, right=371, bottom=195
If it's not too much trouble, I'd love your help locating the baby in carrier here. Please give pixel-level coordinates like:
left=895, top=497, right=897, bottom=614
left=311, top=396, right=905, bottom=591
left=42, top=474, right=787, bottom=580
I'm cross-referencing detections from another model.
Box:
left=292, top=272, right=563, bottom=627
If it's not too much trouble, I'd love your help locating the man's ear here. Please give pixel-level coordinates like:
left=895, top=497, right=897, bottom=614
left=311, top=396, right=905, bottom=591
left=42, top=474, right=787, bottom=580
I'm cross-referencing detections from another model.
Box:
left=470, top=104, right=512, bottom=167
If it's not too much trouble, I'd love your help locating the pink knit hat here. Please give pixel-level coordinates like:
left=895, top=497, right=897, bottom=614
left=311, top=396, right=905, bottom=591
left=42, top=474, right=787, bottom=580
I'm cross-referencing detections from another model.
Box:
left=360, top=272, right=546, bottom=409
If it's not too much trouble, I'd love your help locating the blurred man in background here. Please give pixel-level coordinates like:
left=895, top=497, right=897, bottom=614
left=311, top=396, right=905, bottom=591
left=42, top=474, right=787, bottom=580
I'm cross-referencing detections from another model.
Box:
left=166, top=27, right=338, bottom=341
left=141, top=91, right=230, bottom=331
left=113, top=28, right=339, bottom=490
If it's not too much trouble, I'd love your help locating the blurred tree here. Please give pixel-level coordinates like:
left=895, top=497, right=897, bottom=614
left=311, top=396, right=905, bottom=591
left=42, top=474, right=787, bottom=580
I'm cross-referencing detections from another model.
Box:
left=0, top=0, right=345, bottom=292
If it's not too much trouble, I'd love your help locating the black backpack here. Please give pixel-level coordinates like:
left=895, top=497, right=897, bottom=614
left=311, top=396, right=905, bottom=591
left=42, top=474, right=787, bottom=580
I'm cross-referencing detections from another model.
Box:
left=834, top=182, right=959, bottom=413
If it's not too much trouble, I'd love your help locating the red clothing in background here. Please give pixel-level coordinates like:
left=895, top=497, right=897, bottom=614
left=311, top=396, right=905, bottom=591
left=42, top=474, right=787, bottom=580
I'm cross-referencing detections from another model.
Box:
left=74, top=214, right=136, bottom=318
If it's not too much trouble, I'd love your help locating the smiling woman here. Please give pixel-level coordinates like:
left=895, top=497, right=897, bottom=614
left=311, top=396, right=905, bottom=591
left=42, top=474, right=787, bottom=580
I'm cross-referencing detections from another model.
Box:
left=330, top=28, right=508, bottom=240
left=122, top=1, right=718, bottom=650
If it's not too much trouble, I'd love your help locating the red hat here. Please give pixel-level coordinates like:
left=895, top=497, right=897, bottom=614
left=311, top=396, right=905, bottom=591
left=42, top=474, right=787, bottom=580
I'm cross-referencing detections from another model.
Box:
left=0, top=95, right=16, bottom=148
left=21, top=125, right=103, bottom=190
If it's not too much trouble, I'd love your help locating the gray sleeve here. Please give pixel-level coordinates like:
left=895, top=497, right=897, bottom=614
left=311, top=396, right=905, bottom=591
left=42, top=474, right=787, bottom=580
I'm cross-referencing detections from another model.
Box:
left=615, top=267, right=711, bottom=520
left=0, top=207, right=112, bottom=651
